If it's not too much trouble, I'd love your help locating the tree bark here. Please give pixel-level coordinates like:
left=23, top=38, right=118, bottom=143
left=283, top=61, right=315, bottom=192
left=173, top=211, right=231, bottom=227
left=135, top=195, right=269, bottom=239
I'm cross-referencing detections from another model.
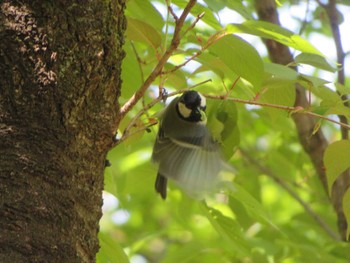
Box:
left=254, top=0, right=347, bottom=240
left=0, top=1, right=126, bottom=262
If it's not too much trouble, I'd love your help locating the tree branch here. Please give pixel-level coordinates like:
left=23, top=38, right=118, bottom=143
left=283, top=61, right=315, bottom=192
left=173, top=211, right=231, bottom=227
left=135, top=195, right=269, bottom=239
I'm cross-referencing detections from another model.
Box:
left=240, top=149, right=340, bottom=241
left=203, top=94, right=350, bottom=130
left=118, top=0, right=197, bottom=122
left=252, top=0, right=350, bottom=239
left=114, top=79, right=211, bottom=146
left=319, top=0, right=348, bottom=139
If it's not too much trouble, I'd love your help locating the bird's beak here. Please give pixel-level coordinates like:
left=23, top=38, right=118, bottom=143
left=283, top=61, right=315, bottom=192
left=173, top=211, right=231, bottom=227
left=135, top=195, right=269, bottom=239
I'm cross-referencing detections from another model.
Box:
left=199, top=108, right=207, bottom=124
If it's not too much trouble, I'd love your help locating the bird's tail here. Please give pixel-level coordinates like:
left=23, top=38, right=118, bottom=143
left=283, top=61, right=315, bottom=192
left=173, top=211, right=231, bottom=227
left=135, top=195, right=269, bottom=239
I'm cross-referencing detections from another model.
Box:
left=155, top=173, right=167, bottom=200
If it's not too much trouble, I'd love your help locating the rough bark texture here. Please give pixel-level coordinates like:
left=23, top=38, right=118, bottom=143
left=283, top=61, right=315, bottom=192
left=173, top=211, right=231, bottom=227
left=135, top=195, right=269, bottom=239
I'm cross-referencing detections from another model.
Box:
left=254, top=0, right=348, bottom=240
left=0, top=1, right=126, bottom=262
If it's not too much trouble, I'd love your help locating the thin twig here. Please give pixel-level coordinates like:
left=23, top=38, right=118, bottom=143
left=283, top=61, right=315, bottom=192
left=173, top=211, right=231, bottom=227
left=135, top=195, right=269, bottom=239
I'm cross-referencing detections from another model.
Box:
left=113, top=79, right=211, bottom=146
left=162, top=31, right=225, bottom=75
left=240, top=148, right=341, bottom=241
left=203, top=94, right=350, bottom=130
left=183, top=12, right=205, bottom=37
left=166, top=0, right=178, bottom=21
left=118, top=0, right=197, bottom=123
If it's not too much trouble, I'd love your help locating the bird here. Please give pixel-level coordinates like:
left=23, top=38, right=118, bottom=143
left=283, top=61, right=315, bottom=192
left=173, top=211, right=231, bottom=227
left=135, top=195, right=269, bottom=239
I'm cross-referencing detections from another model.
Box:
left=152, top=90, right=224, bottom=200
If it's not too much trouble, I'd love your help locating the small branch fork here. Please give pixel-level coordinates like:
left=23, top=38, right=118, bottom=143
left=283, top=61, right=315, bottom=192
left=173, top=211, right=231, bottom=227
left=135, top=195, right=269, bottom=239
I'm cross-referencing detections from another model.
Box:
left=113, top=0, right=350, bottom=147
left=115, top=85, right=350, bottom=145
left=118, top=0, right=197, bottom=123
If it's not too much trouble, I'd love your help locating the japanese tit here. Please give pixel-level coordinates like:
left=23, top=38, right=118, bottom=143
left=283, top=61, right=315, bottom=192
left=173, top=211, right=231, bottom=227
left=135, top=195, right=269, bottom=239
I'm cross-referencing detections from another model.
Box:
left=152, top=90, right=223, bottom=199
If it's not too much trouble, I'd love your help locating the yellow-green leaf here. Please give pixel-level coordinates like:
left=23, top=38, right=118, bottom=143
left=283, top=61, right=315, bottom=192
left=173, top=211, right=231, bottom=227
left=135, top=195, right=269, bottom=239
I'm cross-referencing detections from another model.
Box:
left=209, top=35, right=264, bottom=89
left=227, top=21, right=323, bottom=56
left=343, top=188, right=350, bottom=240
left=324, top=140, right=350, bottom=195
left=126, top=18, right=161, bottom=48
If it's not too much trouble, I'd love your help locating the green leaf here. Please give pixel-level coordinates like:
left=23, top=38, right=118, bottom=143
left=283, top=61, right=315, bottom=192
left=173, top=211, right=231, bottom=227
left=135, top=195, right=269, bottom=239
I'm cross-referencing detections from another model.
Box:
left=228, top=184, right=274, bottom=227
left=227, top=21, right=323, bottom=56
left=207, top=100, right=240, bottom=160
left=264, top=62, right=298, bottom=81
left=335, top=83, right=350, bottom=96
left=324, top=140, right=350, bottom=195
left=294, top=53, right=337, bottom=72
left=209, top=34, right=264, bottom=89
left=126, top=0, right=164, bottom=31
left=121, top=42, right=143, bottom=98
left=259, top=79, right=296, bottom=120
left=200, top=202, right=250, bottom=256
left=172, top=0, right=222, bottom=29
left=97, top=232, right=129, bottom=263
left=126, top=18, right=162, bottom=48
left=343, top=188, right=350, bottom=240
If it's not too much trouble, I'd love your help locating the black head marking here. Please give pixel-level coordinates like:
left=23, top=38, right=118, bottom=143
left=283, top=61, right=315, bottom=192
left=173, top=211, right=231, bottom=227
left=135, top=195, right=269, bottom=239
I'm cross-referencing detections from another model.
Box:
left=180, top=90, right=205, bottom=111
left=177, top=91, right=206, bottom=122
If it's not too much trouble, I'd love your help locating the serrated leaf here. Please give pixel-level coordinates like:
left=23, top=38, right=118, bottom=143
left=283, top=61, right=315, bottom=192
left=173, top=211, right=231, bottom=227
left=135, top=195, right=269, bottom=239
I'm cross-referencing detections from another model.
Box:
left=227, top=21, right=323, bottom=56
left=295, top=53, right=337, bottom=72
left=97, top=232, right=129, bottom=263
left=209, top=35, right=264, bottom=88
left=324, top=140, right=350, bottom=195
left=343, top=188, right=350, bottom=240
left=126, top=18, right=161, bottom=48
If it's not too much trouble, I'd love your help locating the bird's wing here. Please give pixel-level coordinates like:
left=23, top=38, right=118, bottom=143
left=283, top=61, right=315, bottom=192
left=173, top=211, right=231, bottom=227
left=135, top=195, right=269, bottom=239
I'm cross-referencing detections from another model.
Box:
left=152, top=131, right=222, bottom=198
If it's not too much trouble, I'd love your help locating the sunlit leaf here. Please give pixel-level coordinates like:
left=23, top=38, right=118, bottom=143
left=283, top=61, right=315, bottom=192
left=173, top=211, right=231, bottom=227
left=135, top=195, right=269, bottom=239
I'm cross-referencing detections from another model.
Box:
left=121, top=42, right=143, bottom=98
left=264, top=62, right=298, bottom=81
left=295, top=53, right=337, bottom=72
left=209, top=34, right=264, bottom=88
left=259, top=79, right=296, bottom=120
left=227, top=21, right=323, bottom=56
left=172, top=0, right=222, bottom=29
left=126, top=0, right=164, bottom=31
left=335, top=83, right=350, bottom=96
left=126, top=18, right=162, bottom=48
left=324, top=140, right=350, bottom=195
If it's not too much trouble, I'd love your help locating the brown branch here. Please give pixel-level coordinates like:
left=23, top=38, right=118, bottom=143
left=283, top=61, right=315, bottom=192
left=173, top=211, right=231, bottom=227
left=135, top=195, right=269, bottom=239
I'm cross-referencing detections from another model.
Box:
left=252, top=0, right=350, bottom=239
left=317, top=0, right=350, bottom=240
left=118, top=0, right=197, bottom=122
left=114, top=79, right=211, bottom=146
left=320, top=0, right=348, bottom=139
left=240, top=149, right=340, bottom=241
left=162, top=30, right=224, bottom=75
left=203, top=94, right=350, bottom=130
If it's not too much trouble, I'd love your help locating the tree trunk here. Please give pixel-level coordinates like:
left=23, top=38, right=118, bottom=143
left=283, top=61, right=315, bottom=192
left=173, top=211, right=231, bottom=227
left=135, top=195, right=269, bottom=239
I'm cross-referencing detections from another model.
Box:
left=0, top=1, right=126, bottom=262
left=254, top=0, right=349, bottom=240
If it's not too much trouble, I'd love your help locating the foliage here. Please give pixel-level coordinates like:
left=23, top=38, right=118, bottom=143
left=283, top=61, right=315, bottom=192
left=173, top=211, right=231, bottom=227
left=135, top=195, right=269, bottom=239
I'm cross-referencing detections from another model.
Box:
left=98, top=0, right=350, bottom=262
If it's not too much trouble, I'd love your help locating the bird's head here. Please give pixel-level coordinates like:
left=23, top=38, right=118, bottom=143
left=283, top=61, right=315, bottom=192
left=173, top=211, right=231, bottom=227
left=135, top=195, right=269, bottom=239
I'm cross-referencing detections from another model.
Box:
left=177, top=90, right=207, bottom=123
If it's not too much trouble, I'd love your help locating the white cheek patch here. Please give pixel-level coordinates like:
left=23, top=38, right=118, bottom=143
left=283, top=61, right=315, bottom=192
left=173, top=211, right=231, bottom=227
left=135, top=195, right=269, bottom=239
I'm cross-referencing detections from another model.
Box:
left=178, top=102, right=192, bottom=118
left=198, top=92, right=206, bottom=109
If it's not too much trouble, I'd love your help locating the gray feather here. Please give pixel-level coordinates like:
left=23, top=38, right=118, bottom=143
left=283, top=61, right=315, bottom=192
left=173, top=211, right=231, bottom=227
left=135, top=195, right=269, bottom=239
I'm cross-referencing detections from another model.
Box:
left=152, top=96, right=224, bottom=199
